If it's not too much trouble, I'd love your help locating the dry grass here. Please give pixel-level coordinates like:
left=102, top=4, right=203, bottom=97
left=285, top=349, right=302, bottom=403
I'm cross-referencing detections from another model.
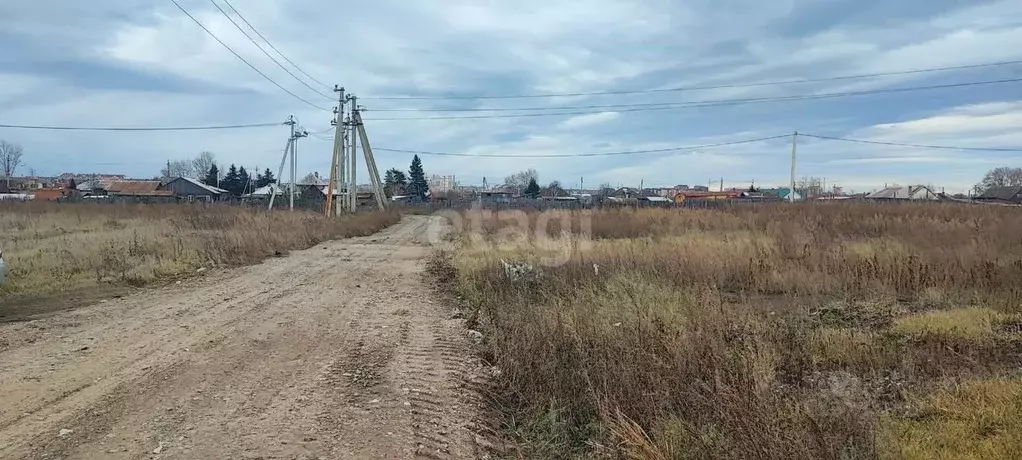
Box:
left=436, top=202, right=1022, bottom=459
left=0, top=202, right=399, bottom=299
left=893, top=308, right=1008, bottom=341
left=881, top=379, right=1022, bottom=460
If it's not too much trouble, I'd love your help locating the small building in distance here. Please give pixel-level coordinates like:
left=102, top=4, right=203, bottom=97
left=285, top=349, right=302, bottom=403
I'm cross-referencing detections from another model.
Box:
left=866, top=185, right=940, bottom=201
left=163, top=177, right=228, bottom=202
left=975, top=186, right=1022, bottom=205
left=105, top=180, right=175, bottom=202
left=479, top=189, right=514, bottom=205
left=673, top=190, right=740, bottom=204
left=638, top=195, right=674, bottom=207
left=775, top=188, right=804, bottom=202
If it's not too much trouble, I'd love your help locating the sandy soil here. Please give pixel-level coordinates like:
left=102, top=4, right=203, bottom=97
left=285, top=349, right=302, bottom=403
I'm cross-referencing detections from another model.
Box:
left=0, top=216, right=489, bottom=459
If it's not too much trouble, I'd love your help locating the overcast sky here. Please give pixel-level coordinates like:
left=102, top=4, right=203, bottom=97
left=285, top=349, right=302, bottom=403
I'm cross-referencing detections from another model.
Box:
left=1, top=0, right=1020, bottom=193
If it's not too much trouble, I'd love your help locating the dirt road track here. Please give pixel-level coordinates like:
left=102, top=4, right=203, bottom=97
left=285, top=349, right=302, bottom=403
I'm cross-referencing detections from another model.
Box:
left=0, top=216, right=489, bottom=459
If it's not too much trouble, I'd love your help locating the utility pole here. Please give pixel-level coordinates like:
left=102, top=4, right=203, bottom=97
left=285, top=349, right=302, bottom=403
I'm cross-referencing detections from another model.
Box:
left=719, top=177, right=723, bottom=192
left=293, top=127, right=308, bottom=210
left=789, top=131, right=798, bottom=203
left=347, top=95, right=358, bottom=212
left=272, top=115, right=306, bottom=211
left=268, top=123, right=296, bottom=211
left=326, top=86, right=345, bottom=217
left=353, top=109, right=387, bottom=210
left=285, top=115, right=296, bottom=210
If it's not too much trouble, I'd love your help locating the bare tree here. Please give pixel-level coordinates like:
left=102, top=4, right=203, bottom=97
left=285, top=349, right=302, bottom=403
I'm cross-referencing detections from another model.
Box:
left=160, top=160, right=194, bottom=180
left=504, top=168, right=538, bottom=191
left=192, top=151, right=216, bottom=179
left=976, top=167, right=1022, bottom=193
left=795, top=176, right=824, bottom=197
left=0, top=140, right=25, bottom=186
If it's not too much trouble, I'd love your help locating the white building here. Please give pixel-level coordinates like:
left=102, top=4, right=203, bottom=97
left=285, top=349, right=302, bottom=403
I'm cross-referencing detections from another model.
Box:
left=428, top=175, right=455, bottom=193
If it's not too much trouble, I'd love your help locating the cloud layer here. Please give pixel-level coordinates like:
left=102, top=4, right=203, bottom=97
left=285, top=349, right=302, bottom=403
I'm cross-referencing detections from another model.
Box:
left=1, top=0, right=1020, bottom=193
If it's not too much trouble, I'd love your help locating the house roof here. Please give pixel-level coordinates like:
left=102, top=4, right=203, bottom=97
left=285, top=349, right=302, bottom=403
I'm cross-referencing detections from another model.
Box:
left=867, top=186, right=912, bottom=199
left=106, top=180, right=162, bottom=193
left=867, top=185, right=937, bottom=200
left=978, top=186, right=1022, bottom=201
left=244, top=185, right=284, bottom=196
left=777, top=188, right=803, bottom=199
left=109, top=190, right=175, bottom=197
left=174, top=177, right=228, bottom=194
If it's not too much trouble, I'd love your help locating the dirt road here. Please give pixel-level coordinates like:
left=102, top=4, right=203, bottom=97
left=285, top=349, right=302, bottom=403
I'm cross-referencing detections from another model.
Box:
left=0, top=216, right=487, bottom=459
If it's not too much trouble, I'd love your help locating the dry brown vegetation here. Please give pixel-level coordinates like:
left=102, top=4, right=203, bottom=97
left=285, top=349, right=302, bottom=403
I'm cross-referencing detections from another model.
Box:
left=0, top=202, right=399, bottom=305
left=439, top=203, right=1022, bottom=459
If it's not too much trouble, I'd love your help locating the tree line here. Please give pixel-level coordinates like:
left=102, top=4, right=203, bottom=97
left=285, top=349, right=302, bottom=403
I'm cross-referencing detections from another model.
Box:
left=160, top=151, right=275, bottom=196
left=2, top=136, right=1021, bottom=198
left=382, top=154, right=429, bottom=200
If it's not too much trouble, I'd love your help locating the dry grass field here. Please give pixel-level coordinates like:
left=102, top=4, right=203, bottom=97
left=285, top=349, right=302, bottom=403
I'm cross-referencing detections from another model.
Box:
left=434, top=203, right=1022, bottom=459
left=0, top=202, right=399, bottom=315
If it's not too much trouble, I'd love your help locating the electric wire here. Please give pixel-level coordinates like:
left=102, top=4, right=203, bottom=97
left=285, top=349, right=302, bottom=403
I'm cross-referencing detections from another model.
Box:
left=362, top=60, right=1022, bottom=100
left=372, top=135, right=792, bottom=158
left=208, top=0, right=333, bottom=100
left=169, top=0, right=330, bottom=111
left=799, top=133, right=1022, bottom=152
left=372, top=133, right=1022, bottom=159
left=362, top=78, right=1022, bottom=120
left=0, top=122, right=283, bottom=131
left=222, top=0, right=334, bottom=91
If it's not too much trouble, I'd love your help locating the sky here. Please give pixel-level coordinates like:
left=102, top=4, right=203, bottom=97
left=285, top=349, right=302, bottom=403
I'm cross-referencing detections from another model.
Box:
left=0, top=0, right=1020, bottom=194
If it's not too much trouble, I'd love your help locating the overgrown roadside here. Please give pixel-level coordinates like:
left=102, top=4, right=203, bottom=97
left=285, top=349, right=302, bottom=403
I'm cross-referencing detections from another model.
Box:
left=0, top=202, right=399, bottom=320
left=438, top=203, right=1022, bottom=460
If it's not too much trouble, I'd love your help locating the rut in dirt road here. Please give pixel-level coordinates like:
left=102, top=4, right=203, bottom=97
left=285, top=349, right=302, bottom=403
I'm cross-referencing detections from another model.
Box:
left=0, top=216, right=490, bottom=459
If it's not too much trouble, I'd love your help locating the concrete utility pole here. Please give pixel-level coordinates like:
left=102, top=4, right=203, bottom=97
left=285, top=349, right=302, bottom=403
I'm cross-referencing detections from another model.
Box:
left=347, top=95, right=358, bottom=212
left=325, top=86, right=345, bottom=217
left=789, top=131, right=798, bottom=203
left=354, top=109, right=387, bottom=210
left=284, top=115, right=296, bottom=210
left=272, top=115, right=306, bottom=211
left=268, top=134, right=294, bottom=211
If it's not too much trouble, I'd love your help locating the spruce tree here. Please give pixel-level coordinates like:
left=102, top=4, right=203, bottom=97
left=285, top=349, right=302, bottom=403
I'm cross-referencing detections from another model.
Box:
left=222, top=164, right=241, bottom=195
left=407, top=155, right=428, bottom=201
left=238, top=166, right=251, bottom=194
left=384, top=168, right=409, bottom=197
left=255, top=168, right=275, bottom=188
left=203, top=164, right=220, bottom=187
left=525, top=177, right=540, bottom=197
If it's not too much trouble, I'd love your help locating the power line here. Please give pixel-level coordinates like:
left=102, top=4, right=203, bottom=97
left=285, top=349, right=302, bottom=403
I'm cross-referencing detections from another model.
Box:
left=362, top=78, right=1022, bottom=121
left=362, top=60, right=1022, bottom=100
left=0, top=122, right=283, bottom=131
left=373, top=135, right=791, bottom=158
left=169, top=0, right=330, bottom=111
left=208, top=0, right=332, bottom=100
left=801, top=133, right=1022, bottom=152
left=221, top=0, right=333, bottom=92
